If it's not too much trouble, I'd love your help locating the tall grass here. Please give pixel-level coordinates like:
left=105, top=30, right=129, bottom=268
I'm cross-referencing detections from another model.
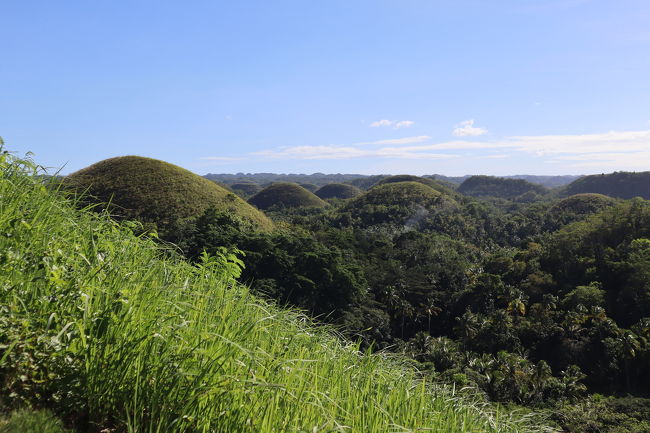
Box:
left=0, top=151, right=553, bottom=432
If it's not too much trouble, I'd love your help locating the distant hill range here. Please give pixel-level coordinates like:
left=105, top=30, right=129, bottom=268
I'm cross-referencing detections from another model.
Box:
left=204, top=173, right=581, bottom=189
left=204, top=173, right=372, bottom=188
left=561, top=171, right=650, bottom=199
left=430, top=174, right=581, bottom=188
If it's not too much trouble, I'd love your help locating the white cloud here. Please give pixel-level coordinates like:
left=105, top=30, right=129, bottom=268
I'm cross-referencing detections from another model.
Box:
left=504, top=130, right=650, bottom=155
left=453, top=120, right=488, bottom=137
left=251, top=144, right=455, bottom=161
left=370, top=119, right=415, bottom=129
left=202, top=128, right=650, bottom=172
left=370, top=119, right=393, bottom=127
left=395, top=120, right=415, bottom=129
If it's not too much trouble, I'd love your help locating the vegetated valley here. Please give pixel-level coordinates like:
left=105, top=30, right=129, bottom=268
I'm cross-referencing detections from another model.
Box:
left=2, top=147, right=650, bottom=432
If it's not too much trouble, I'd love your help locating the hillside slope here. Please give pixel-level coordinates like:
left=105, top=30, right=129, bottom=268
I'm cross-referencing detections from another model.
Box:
left=0, top=153, right=548, bottom=432
left=561, top=171, right=650, bottom=199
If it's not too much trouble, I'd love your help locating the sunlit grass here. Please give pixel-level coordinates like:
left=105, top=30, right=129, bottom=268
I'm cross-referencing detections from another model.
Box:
left=0, top=151, right=553, bottom=432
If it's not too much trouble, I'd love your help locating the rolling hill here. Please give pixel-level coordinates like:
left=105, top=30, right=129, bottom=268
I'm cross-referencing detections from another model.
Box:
left=248, top=182, right=328, bottom=210
left=64, top=155, right=273, bottom=230
left=341, top=181, right=458, bottom=227
left=314, top=183, right=362, bottom=199
left=561, top=171, right=650, bottom=199
left=458, top=175, right=549, bottom=200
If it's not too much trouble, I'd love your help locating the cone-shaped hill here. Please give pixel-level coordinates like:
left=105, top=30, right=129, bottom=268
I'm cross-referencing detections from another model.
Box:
left=458, top=175, right=548, bottom=200
left=341, top=181, right=458, bottom=227
left=377, top=174, right=457, bottom=196
left=64, top=156, right=273, bottom=230
left=248, top=182, right=328, bottom=210
left=561, top=171, right=650, bottom=199
left=551, top=193, right=617, bottom=215
left=315, top=183, right=362, bottom=199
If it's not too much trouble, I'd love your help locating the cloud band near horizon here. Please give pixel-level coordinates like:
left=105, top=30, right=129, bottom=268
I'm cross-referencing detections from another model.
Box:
left=202, top=129, right=650, bottom=171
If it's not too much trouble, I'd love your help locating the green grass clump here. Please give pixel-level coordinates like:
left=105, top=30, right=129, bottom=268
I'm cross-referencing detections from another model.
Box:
left=0, top=153, right=551, bottom=433
left=0, top=409, right=67, bottom=433
left=314, top=183, right=361, bottom=200
left=248, top=182, right=328, bottom=210
left=64, top=155, right=273, bottom=230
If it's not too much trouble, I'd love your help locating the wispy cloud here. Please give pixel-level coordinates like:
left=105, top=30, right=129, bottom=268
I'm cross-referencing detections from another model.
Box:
left=252, top=144, right=455, bottom=161
left=370, top=119, right=415, bottom=129
left=395, top=120, right=415, bottom=129
left=202, top=129, right=650, bottom=172
left=370, top=119, right=393, bottom=127
left=453, top=120, right=488, bottom=137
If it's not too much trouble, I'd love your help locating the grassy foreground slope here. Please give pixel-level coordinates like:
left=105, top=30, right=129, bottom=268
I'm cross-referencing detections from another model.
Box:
left=0, top=155, right=550, bottom=433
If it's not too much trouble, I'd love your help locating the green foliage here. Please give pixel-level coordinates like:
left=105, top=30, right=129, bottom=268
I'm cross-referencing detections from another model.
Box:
left=545, top=193, right=617, bottom=230
left=340, top=181, right=456, bottom=228
left=552, top=396, right=650, bottom=433
left=0, top=409, right=67, bottom=433
left=180, top=208, right=366, bottom=317
left=63, top=155, right=274, bottom=233
left=562, top=171, right=650, bottom=199
left=248, top=182, right=328, bottom=210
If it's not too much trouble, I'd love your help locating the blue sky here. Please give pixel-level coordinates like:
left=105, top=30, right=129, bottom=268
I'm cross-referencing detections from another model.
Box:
left=2, top=0, right=649, bottom=176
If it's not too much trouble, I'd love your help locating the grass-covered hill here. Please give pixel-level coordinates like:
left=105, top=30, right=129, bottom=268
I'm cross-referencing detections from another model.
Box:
left=561, top=171, right=650, bottom=199
left=248, top=182, right=328, bottom=210
left=0, top=153, right=547, bottom=433
left=341, top=181, right=458, bottom=227
left=458, top=175, right=549, bottom=201
left=64, top=155, right=273, bottom=231
left=377, top=174, right=457, bottom=196
left=229, top=181, right=262, bottom=198
left=314, top=183, right=362, bottom=199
